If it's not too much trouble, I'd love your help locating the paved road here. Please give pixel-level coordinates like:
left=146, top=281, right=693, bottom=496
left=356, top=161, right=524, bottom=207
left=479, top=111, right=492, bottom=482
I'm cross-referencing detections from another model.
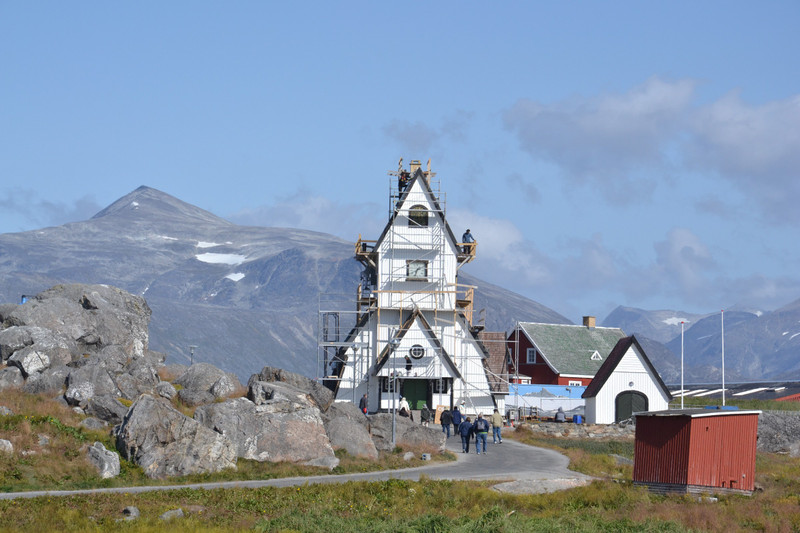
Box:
left=0, top=432, right=593, bottom=500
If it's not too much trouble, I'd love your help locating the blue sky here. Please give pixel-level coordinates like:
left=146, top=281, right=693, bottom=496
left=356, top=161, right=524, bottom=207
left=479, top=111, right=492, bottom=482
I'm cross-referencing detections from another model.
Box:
left=2, top=2, right=799, bottom=322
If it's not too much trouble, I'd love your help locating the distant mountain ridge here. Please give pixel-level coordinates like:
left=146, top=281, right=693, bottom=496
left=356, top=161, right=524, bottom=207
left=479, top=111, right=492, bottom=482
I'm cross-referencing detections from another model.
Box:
left=0, top=186, right=570, bottom=381
left=601, top=303, right=800, bottom=383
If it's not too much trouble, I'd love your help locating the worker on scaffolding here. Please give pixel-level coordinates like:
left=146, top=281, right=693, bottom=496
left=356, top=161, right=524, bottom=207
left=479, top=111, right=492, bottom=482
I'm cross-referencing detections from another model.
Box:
left=398, top=170, right=410, bottom=193
left=461, top=229, right=475, bottom=254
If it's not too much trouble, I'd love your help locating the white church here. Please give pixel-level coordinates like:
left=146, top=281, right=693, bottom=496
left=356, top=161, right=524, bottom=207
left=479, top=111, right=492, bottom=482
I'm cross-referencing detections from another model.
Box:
left=321, top=160, right=506, bottom=417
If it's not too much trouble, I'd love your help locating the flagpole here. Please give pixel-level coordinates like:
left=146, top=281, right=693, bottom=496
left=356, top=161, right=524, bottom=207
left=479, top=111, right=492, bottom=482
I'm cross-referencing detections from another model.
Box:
left=721, top=309, right=725, bottom=407
left=681, top=321, right=685, bottom=409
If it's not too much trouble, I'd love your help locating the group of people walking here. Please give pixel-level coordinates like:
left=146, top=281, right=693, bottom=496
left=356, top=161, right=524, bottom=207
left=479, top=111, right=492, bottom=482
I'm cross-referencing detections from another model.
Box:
left=440, top=407, right=504, bottom=454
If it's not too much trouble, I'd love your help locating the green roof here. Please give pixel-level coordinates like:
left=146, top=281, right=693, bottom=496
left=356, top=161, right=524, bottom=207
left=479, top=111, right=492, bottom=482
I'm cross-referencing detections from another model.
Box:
left=518, top=322, right=626, bottom=377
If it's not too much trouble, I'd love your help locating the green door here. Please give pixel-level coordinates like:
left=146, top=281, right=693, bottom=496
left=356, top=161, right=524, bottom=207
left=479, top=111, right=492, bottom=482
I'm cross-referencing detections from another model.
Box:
left=403, top=380, right=428, bottom=410
left=615, top=391, right=648, bottom=422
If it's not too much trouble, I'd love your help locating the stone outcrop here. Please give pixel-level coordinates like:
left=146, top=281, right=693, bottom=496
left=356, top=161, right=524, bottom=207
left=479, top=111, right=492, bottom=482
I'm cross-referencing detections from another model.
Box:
left=194, top=380, right=339, bottom=469
left=757, top=411, right=800, bottom=456
left=322, top=401, right=378, bottom=460
left=367, top=413, right=446, bottom=452
left=114, top=394, right=237, bottom=479
left=174, top=363, right=242, bottom=407
left=87, top=441, right=120, bottom=479
left=249, top=366, right=333, bottom=411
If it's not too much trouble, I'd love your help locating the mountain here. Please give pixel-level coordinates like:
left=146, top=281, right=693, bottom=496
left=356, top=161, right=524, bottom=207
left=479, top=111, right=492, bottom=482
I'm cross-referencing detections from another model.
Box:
left=602, top=303, right=800, bottom=384
left=0, top=186, right=570, bottom=381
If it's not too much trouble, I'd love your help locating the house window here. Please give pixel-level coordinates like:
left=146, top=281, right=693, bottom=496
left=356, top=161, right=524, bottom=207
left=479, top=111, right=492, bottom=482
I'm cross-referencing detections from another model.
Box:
left=406, top=260, right=428, bottom=281
left=381, top=376, right=399, bottom=393
left=408, top=205, right=428, bottom=227
left=526, top=348, right=537, bottom=364
left=433, top=378, right=450, bottom=393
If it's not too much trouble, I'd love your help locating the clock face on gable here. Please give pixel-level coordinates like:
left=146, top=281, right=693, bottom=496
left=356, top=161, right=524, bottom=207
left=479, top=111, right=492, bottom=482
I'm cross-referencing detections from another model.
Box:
left=406, top=260, right=427, bottom=280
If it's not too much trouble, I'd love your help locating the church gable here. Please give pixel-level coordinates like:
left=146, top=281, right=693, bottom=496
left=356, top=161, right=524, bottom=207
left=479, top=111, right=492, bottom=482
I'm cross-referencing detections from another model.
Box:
left=375, top=311, right=461, bottom=379
left=374, top=168, right=461, bottom=257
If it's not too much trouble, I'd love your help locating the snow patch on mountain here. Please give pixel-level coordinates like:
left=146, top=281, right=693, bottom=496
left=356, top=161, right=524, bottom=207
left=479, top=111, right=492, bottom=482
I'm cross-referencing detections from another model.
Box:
left=662, top=317, right=690, bottom=326
left=195, top=253, right=246, bottom=265
left=225, top=273, right=245, bottom=282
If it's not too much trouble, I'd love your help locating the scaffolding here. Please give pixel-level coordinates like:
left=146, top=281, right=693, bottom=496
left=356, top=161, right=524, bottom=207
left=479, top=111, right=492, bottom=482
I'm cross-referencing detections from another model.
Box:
left=317, top=160, right=503, bottom=415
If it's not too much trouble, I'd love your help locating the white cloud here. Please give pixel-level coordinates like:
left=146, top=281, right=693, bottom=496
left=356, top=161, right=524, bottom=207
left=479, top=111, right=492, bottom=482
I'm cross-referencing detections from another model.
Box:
left=228, top=190, right=384, bottom=242
left=686, top=92, right=800, bottom=224
left=503, top=77, right=695, bottom=197
left=503, top=78, right=800, bottom=226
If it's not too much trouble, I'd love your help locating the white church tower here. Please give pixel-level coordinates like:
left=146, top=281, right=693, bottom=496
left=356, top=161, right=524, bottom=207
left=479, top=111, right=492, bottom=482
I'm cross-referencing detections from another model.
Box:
left=321, top=159, right=504, bottom=417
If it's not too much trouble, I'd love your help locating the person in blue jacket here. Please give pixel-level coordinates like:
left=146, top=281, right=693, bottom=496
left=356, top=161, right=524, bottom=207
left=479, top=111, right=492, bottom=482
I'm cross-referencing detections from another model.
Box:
left=451, top=406, right=462, bottom=437
left=458, top=416, right=474, bottom=453
left=473, top=413, right=490, bottom=455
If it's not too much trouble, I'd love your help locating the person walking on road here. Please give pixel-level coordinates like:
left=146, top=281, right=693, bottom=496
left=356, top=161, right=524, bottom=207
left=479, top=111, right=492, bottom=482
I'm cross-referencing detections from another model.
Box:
left=440, top=408, right=452, bottom=438
left=473, top=413, right=490, bottom=454
left=491, top=408, right=504, bottom=444
left=458, top=416, right=474, bottom=453
left=451, top=406, right=462, bottom=437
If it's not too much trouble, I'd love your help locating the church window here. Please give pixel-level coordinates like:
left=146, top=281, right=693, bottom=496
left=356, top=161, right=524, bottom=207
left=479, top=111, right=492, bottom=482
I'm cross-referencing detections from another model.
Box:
left=408, top=205, right=428, bottom=227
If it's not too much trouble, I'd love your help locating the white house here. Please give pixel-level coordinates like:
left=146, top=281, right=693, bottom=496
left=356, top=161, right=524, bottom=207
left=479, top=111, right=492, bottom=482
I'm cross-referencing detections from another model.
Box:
left=582, top=335, right=672, bottom=424
left=321, top=160, right=505, bottom=416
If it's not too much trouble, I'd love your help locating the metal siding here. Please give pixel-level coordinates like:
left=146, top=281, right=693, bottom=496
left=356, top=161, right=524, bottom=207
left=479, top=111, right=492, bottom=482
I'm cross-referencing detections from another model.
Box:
left=687, top=414, right=759, bottom=491
left=634, top=416, right=691, bottom=484
left=634, top=412, right=759, bottom=492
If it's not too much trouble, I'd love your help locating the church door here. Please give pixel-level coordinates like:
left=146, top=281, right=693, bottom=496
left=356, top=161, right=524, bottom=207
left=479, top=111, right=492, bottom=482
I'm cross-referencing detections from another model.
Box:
left=403, top=379, right=429, bottom=410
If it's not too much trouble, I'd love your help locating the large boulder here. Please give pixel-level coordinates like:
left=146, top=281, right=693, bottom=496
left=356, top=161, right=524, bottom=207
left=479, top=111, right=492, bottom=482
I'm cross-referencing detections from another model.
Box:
left=0, top=325, right=75, bottom=365
left=65, top=363, right=120, bottom=406
left=8, top=347, right=51, bottom=378
left=4, top=284, right=151, bottom=360
left=194, top=394, right=338, bottom=469
left=367, top=413, right=446, bottom=452
left=84, top=394, right=130, bottom=425
left=322, top=401, right=377, bottom=460
left=21, top=365, right=70, bottom=394
left=248, top=366, right=333, bottom=411
left=174, top=363, right=241, bottom=406
left=87, top=441, right=120, bottom=479
left=114, top=394, right=237, bottom=479
left=0, top=366, right=24, bottom=391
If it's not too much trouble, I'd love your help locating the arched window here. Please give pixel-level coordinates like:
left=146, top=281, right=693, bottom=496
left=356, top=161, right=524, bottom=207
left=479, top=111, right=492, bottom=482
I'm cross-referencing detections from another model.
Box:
left=408, top=205, right=428, bottom=227
left=615, top=391, right=648, bottom=423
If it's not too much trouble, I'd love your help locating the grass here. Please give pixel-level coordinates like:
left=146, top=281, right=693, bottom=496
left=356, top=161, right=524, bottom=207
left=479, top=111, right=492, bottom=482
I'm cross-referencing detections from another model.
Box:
left=0, top=389, right=452, bottom=494
left=4, top=390, right=800, bottom=531
left=670, top=396, right=800, bottom=411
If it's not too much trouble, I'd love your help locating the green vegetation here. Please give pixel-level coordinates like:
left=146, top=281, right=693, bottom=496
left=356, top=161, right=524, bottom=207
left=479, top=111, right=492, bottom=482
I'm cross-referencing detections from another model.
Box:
left=3, top=390, right=800, bottom=531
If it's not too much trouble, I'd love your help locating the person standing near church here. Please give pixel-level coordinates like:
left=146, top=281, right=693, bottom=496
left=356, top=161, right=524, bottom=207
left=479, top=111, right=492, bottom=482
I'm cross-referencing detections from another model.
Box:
left=451, top=406, right=462, bottom=436
left=491, top=408, right=504, bottom=443
left=359, top=393, right=368, bottom=415
left=473, top=413, right=490, bottom=454
left=440, top=408, right=452, bottom=438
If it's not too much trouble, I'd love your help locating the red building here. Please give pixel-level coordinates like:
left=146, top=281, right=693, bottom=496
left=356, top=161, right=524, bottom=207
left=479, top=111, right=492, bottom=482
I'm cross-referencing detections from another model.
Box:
left=507, top=317, right=625, bottom=386
left=633, top=408, right=761, bottom=494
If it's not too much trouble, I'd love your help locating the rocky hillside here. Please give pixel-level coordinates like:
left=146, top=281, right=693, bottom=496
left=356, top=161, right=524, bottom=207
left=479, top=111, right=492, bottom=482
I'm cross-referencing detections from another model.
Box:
left=0, top=283, right=445, bottom=479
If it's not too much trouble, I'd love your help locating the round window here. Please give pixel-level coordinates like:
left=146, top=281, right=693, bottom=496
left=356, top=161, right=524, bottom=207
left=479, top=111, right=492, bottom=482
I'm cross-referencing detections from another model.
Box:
left=409, top=345, right=425, bottom=359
